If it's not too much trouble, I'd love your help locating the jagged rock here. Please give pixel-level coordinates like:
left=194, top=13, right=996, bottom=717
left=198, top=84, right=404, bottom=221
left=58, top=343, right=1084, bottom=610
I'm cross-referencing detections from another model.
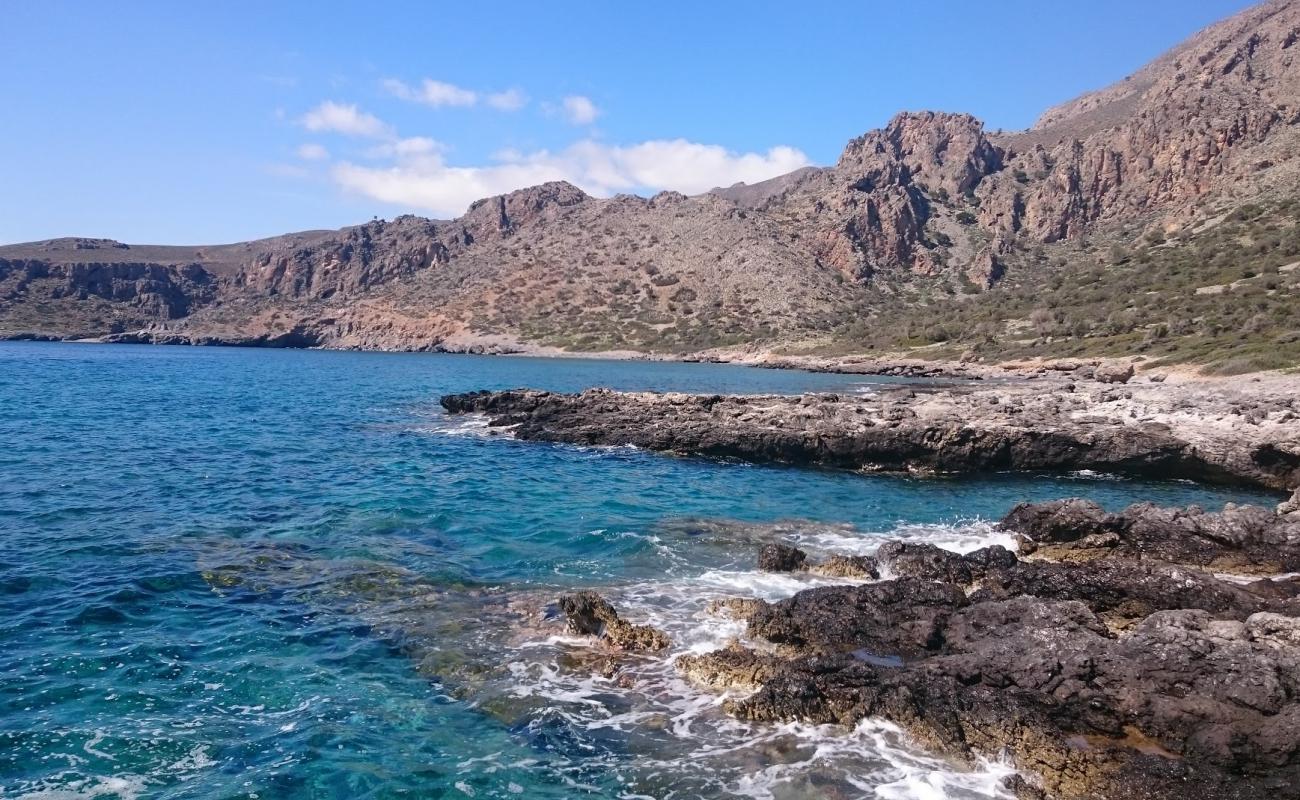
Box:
left=746, top=577, right=968, bottom=657
left=676, top=641, right=787, bottom=691
left=1000, top=498, right=1300, bottom=573
left=971, top=558, right=1280, bottom=624
left=757, top=543, right=807, bottom=572
left=808, top=554, right=880, bottom=579
left=681, top=497, right=1300, bottom=799
left=707, top=597, right=768, bottom=621
left=558, top=591, right=670, bottom=651
left=875, top=541, right=1017, bottom=583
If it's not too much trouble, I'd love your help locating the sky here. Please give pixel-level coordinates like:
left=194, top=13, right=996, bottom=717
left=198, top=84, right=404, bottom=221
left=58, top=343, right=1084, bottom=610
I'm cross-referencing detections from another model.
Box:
left=0, top=0, right=1258, bottom=245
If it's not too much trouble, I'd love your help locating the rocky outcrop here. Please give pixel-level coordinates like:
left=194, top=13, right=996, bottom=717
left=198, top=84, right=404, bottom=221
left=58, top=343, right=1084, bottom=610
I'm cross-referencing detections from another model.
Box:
left=757, top=542, right=807, bottom=572
left=558, top=591, right=670, bottom=651
left=982, top=0, right=1300, bottom=243
left=762, top=112, right=1005, bottom=281
left=440, top=381, right=1300, bottom=491
left=672, top=498, right=1300, bottom=799
left=232, top=215, right=454, bottom=300
left=1000, top=497, right=1300, bottom=574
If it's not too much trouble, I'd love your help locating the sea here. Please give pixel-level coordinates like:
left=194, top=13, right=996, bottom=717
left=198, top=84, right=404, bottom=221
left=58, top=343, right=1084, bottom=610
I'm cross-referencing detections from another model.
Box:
left=0, top=342, right=1280, bottom=800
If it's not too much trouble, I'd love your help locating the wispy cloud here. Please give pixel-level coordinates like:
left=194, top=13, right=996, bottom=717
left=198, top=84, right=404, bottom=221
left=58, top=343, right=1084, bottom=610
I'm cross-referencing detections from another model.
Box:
left=300, top=101, right=392, bottom=138
left=561, top=95, right=599, bottom=125
left=329, top=138, right=810, bottom=217
left=365, top=136, right=443, bottom=159
left=486, top=88, right=528, bottom=111
left=296, top=143, right=329, bottom=161
left=381, top=78, right=530, bottom=113
left=382, top=78, right=478, bottom=108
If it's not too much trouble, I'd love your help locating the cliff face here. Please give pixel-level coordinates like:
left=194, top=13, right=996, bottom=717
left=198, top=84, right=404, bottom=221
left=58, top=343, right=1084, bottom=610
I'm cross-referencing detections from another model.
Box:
left=984, top=0, right=1300, bottom=242
left=2, top=1, right=1299, bottom=353
left=0, top=257, right=220, bottom=337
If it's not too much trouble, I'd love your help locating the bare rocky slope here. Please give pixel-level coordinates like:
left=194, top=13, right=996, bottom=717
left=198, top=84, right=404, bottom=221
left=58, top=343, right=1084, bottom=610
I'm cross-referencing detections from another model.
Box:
left=4, top=0, right=1300, bottom=366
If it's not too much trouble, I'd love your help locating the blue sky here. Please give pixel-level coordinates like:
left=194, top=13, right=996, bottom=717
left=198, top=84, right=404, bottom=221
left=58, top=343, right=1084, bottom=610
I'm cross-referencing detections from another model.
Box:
left=1, top=0, right=1256, bottom=245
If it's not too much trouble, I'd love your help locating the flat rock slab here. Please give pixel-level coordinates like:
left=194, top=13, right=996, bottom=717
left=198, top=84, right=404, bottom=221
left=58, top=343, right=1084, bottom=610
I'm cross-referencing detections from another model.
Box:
left=441, top=383, right=1300, bottom=491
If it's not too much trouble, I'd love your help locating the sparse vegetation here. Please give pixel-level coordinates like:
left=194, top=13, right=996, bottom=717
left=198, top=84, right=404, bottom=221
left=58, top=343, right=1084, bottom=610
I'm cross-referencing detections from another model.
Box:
left=816, top=197, right=1300, bottom=372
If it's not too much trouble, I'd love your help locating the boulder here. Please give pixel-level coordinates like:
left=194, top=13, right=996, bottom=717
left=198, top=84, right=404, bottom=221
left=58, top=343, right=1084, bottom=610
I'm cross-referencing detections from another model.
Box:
left=757, top=543, right=807, bottom=572
left=558, top=591, right=670, bottom=651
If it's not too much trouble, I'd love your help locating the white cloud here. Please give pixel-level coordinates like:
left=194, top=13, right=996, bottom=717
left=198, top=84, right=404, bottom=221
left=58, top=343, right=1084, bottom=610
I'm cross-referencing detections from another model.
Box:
left=486, top=88, right=527, bottom=111
left=561, top=95, right=599, bottom=125
left=382, top=78, right=478, bottom=108
left=365, top=136, right=444, bottom=159
left=383, top=78, right=528, bottom=112
left=296, top=143, right=329, bottom=161
left=329, top=138, right=810, bottom=217
left=300, top=101, right=392, bottom=139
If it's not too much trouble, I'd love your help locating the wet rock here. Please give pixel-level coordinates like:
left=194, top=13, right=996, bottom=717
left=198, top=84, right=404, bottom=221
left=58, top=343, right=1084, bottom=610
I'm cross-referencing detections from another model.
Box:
left=746, top=578, right=968, bottom=657
left=876, top=541, right=973, bottom=583
left=558, top=591, right=670, bottom=651
left=971, top=559, right=1274, bottom=624
left=808, top=554, right=880, bottom=579
left=757, top=543, right=807, bottom=572
left=676, top=642, right=787, bottom=691
left=673, top=495, right=1300, bottom=798
left=716, top=579, right=1300, bottom=799
left=874, top=541, right=1016, bottom=584
left=707, top=597, right=768, bottom=621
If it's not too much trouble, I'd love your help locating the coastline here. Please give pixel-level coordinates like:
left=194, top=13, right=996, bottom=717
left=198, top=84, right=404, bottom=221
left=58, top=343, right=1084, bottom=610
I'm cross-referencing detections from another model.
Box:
left=437, top=378, right=1300, bottom=798
left=7, top=331, right=1298, bottom=389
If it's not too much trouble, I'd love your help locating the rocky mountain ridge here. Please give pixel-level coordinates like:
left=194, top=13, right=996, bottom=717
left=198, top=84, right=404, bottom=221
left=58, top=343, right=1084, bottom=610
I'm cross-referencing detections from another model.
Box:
left=4, top=0, right=1299, bottom=360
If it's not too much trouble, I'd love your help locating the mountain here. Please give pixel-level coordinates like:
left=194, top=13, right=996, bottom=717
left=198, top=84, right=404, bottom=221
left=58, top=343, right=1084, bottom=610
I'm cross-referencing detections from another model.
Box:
left=4, top=0, right=1299, bottom=370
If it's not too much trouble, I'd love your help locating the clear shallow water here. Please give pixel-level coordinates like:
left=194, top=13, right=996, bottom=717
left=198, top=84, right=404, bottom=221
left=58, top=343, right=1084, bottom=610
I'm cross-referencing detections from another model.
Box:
left=0, top=342, right=1280, bottom=800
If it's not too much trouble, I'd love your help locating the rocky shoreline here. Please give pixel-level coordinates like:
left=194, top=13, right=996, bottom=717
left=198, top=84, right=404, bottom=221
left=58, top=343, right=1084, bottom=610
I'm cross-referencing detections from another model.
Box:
left=553, top=497, right=1300, bottom=799
left=440, top=377, right=1300, bottom=491
left=439, top=376, right=1300, bottom=797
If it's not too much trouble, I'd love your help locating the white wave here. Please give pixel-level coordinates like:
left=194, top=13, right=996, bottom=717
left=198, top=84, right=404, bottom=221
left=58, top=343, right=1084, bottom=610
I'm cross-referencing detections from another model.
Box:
left=8, top=773, right=151, bottom=800
left=791, top=520, right=1017, bottom=558
left=490, top=524, right=1025, bottom=797
left=1067, top=469, right=1123, bottom=481
left=408, top=412, right=517, bottom=439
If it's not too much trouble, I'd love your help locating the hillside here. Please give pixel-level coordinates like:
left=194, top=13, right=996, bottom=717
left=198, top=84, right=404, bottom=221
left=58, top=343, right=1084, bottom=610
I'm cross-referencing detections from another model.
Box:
left=3, top=0, right=1299, bottom=371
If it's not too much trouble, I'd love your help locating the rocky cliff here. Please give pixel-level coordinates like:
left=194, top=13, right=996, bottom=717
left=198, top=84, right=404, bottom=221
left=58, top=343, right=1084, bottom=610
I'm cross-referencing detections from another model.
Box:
left=3, top=0, right=1299, bottom=360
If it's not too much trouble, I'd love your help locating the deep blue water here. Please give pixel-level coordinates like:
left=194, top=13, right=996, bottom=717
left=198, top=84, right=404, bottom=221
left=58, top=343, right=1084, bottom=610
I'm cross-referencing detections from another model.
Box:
left=0, top=343, right=1280, bottom=800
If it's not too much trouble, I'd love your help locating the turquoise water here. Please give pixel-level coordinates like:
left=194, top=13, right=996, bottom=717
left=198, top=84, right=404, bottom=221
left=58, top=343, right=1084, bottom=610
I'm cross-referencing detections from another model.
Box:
left=0, top=343, right=1280, bottom=800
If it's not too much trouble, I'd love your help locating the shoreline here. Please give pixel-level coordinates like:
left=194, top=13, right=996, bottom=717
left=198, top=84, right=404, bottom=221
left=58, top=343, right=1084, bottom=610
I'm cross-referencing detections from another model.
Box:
left=553, top=493, right=1300, bottom=800
left=441, top=380, right=1300, bottom=493
left=435, top=371, right=1300, bottom=797
left=6, top=332, right=1298, bottom=388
